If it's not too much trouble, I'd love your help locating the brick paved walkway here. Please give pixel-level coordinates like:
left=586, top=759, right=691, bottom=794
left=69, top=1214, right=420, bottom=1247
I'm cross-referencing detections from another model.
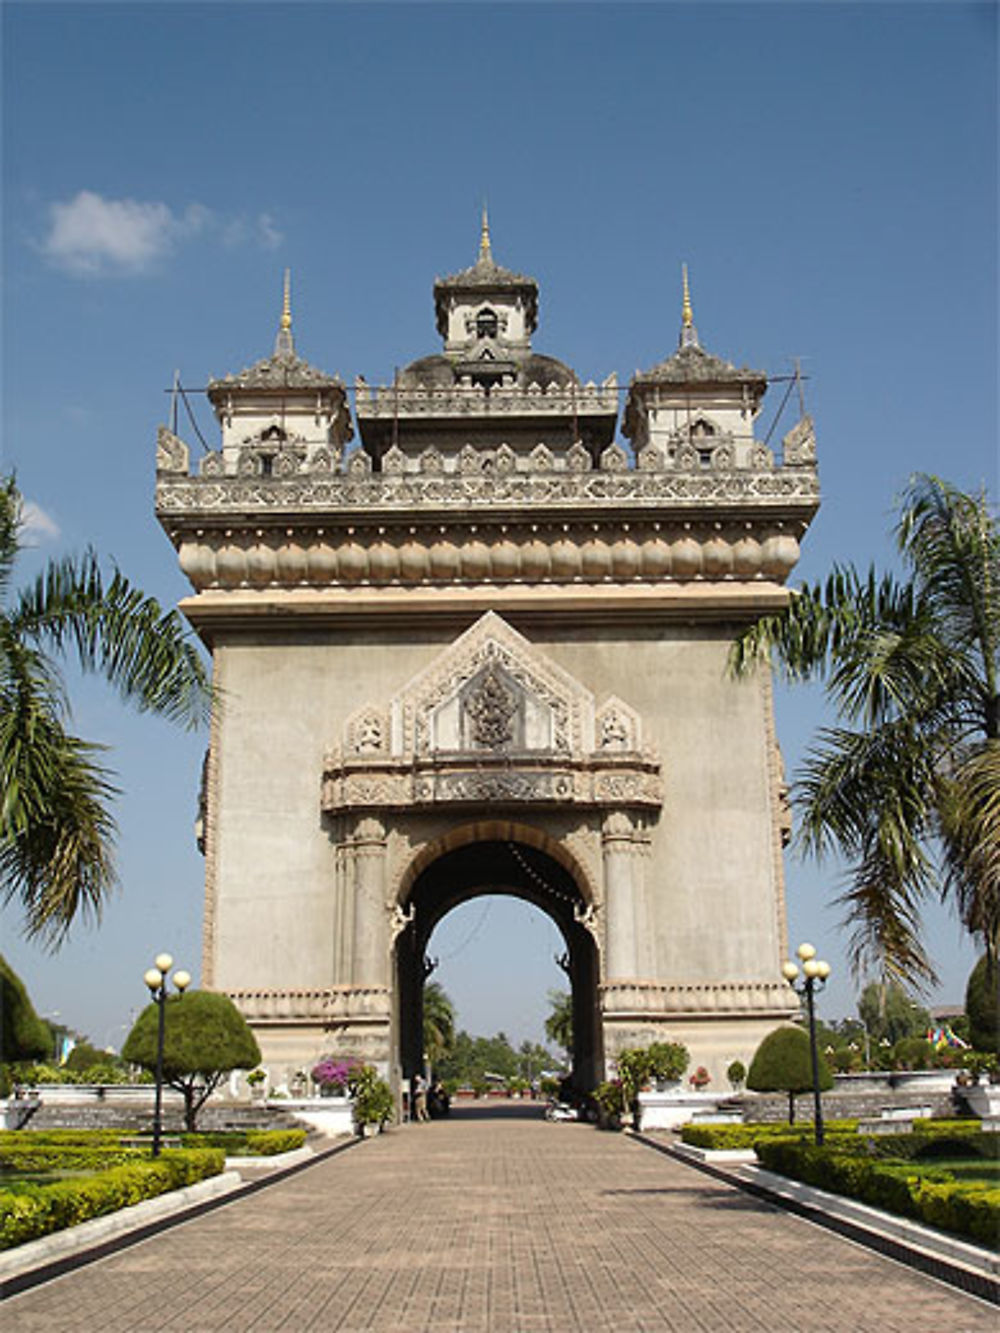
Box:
left=4, top=1105, right=996, bottom=1331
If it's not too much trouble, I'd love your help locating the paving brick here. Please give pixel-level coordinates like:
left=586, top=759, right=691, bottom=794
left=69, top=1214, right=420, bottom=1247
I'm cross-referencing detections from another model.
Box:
left=3, top=1105, right=996, bottom=1330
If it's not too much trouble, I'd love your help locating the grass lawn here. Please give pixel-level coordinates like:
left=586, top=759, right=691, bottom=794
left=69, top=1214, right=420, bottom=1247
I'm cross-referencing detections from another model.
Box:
left=915, top=1158, right=1000, bottom=1185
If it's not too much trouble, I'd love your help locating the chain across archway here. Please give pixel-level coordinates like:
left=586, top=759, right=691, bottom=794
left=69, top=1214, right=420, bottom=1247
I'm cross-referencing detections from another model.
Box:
left=394, top=838, right=602, bottom=1092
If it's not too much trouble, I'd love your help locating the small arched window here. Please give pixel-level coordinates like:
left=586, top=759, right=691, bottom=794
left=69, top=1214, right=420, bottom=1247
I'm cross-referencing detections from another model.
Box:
left=476, top=308, right=499, bottom=339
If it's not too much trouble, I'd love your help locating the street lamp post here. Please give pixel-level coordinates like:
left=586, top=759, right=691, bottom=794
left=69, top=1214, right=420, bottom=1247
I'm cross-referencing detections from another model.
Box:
left=781, top=943, right=831, bottom=1146
left=143, top=954, right=191, bottom=1157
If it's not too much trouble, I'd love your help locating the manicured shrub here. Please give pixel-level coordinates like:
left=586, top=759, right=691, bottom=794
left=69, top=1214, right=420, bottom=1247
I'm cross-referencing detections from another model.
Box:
left=726, top=1060, right=746, bottom=1090
left=0, top=1148, right=224, bottom=1249
left=681, top=1121, right=859, bottom=1151
left=0, top=1130, right=124, bottom=1149
left=966, top=956, right=999, bottom=1054
left=180, top=1129, right=305, bottom=1155
left=123, top=990, right=261, bottom=1130
left=754, top=1136, right=1000, bottom=1249
left=747, top=1026, right=833, bottom=1122
left=0, top=1143, right=141, bottom=1172
left=0, top=957, right=51, bottom=1064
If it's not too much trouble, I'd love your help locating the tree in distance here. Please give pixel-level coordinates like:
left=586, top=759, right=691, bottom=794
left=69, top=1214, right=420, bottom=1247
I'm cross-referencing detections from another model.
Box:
left=0, top=475, right=212, bottom=945
left=544, top=989, right=573, bottom=1056
left=857, top=980, right=931, bottom=1047
left=747, top=1025, right=833, bottom=1124
left=965, top=955, right=999, bottom=1054
left=0, top=953, right=50, bottom=1065
left=122, top=990, right=260, bottom=1130
left=732, top=475, right=999, bottom=986
left=423, top=982, right=456, bottom=1075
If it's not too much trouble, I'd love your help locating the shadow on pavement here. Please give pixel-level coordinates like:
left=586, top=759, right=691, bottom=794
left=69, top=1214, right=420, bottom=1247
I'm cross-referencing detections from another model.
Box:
left=439, top=1099, right=552, bottom=1121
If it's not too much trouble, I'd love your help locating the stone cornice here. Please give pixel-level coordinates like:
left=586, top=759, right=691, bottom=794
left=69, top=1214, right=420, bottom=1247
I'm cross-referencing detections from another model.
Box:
left=227, top=986, right=391, bottom=1025
left=178, top=583, right=795, bottom=635
left=601, top=979, right=799, bottom=1019
left=169, top=519, right=808, bottom=598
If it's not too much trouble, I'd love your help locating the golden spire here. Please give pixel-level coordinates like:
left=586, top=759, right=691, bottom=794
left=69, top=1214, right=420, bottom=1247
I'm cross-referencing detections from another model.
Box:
left=680, top=263, right=699, bottom=349
left=479, top=204, right=492, bottom=263
left=275, top=268, right=294, bottom=356
left=281, top=269, right=292, bottom=331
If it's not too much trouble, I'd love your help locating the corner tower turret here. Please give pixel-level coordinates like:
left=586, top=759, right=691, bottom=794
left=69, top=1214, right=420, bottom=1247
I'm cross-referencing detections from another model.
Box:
left=622, top=268, right=770, bottom=469
left=203, top=272, right=353, bottom=475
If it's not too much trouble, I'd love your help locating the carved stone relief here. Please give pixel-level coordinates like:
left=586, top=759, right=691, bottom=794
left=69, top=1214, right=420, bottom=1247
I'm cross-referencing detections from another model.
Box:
left=322, top=613, right=662, bottom=819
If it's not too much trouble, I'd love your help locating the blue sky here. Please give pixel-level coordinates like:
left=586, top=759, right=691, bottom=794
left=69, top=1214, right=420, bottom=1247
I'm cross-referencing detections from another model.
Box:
left=2, top=2, right=997, bottom=1051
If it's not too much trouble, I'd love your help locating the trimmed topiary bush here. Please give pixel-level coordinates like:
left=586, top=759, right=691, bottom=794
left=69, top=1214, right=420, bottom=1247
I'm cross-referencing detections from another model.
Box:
left=122, top=990, right=261, bottom=1131
left=747, top=1026, right=832, bottom=1123
left=0, top=956, right=51, bottom=1065
left=966, top=955, right=999, bottom=1054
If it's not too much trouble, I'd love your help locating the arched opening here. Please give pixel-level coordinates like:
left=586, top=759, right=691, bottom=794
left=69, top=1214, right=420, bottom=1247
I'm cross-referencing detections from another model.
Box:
left=395, top=838, right=602, bottom=1094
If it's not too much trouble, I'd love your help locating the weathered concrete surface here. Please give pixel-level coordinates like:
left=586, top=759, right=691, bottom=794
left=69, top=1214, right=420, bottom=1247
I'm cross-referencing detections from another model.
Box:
left=4, top=1106, right=995, bottom=1331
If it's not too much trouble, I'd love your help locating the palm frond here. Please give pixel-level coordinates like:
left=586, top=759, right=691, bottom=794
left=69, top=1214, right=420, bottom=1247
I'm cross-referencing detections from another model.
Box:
left=897, top=474, right=1000, bottom=713
left=0, top=634, right=118, bottom=944
left=12, top=551, right=212, bottom=729
left=794, top=722, right=940, bottom=982
left=0, top=475, right=23, bottom=605
left=938, top=739, right=1000, bottom=961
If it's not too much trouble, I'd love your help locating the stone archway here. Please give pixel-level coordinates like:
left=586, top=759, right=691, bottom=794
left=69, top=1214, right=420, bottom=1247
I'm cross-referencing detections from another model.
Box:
left=395, top=836, right=602, bottom=1092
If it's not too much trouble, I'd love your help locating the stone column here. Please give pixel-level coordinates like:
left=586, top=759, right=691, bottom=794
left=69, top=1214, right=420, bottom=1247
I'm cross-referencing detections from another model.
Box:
left=602, top=810, right=640, bottom=980
left=350, top=815, right=388, bottom=987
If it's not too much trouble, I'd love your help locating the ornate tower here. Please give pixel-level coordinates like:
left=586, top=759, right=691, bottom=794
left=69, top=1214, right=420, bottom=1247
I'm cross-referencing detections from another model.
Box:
left=156, top=240, right=819, bottom=1091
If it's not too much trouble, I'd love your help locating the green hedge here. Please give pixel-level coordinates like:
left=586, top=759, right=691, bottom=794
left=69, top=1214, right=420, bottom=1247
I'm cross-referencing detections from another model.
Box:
left=679, top=1118, right=982, bottom=1153
left=0, top=1143, right=142, bottom=1172
left=680, top=1121, right=859, bottom=1151
left=0, top=1148, right=224, bottom=1249
left=0, top=1130, right=124, bottom=1149
left=180, top=1129, right=307, bottom=1156
left=755, top=1138, right=1000, bottom=1249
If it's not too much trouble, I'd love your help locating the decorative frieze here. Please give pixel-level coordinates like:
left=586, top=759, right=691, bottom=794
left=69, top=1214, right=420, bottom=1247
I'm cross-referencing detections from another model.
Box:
left=227, top=986, right=391, bottom=1024
left=322, top=756, right=662, bottom=815
left=355, top=376, right=619, bottom=419
left=601, top=980, right=799, bottom=1018
left=157, top=457, right=819, bottom=517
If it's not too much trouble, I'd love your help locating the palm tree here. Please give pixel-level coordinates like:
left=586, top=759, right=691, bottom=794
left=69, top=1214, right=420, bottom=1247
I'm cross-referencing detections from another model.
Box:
left=544, top=989, right=573, bottom=1056
left=732, top=474, right=998, bottom=986
left=0, top=475, right=211, bottom=944
left=422, top=981, right=456, bottom=1073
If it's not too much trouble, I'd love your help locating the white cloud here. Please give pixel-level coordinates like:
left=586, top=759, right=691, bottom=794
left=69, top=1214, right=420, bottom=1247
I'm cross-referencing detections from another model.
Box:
left=41, top=191, right=191, bottom=275
left=38, top=192, right=280, bottom=277
left=20, top=500, right=61, bottom=544
left=256, top=213, right=283, bottom=250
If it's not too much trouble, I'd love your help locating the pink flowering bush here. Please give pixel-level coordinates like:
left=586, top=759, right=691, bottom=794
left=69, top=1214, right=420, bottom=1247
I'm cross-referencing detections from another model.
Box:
left=311, top=1056, right=360, bottom=1093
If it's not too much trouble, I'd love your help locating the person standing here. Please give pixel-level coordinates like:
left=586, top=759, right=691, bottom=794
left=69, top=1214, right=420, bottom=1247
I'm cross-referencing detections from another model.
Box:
left=413, top=1073, right=429, bottom=1122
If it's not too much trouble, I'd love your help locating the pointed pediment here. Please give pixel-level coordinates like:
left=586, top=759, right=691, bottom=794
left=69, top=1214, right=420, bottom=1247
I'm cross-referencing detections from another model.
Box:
left=323, top=613, right=661, bottom=815
left=393, top=611, right=593, bottom=757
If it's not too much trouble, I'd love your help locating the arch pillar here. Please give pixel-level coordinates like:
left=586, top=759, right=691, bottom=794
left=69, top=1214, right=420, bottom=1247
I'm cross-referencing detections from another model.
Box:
left=602, top=809, right=650, bottom=981
left=350, top=815, right=388, bottom=986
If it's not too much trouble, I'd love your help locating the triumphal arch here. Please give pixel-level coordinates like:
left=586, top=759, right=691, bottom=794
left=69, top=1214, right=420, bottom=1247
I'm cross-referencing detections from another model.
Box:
left=155, top=219, right=820, bottom=1090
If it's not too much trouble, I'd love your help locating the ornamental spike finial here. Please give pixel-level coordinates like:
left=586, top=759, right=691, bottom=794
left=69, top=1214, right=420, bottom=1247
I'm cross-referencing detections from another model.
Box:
left=275, top=268, right=294, bottom=356
left=479, top=204, right=492, bottom=263
left=680, top=263, right=699, bottom=349
left=281, top=269, right=292, bottom=331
